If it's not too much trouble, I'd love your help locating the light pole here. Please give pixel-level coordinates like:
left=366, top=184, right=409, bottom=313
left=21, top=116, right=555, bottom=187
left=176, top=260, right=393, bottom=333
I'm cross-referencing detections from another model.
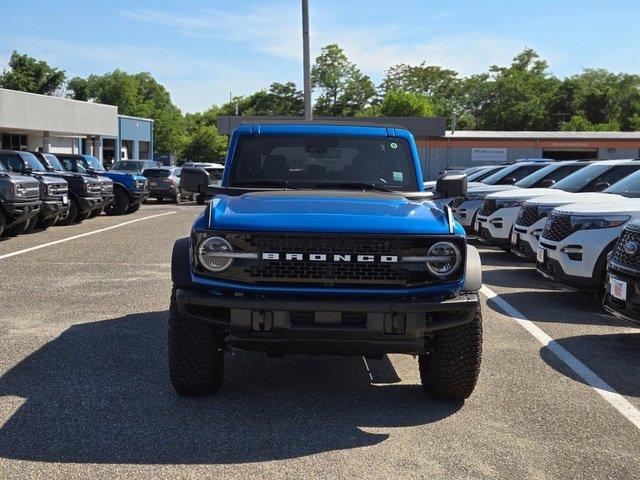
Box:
left=302, top=0, right=312, bottom=120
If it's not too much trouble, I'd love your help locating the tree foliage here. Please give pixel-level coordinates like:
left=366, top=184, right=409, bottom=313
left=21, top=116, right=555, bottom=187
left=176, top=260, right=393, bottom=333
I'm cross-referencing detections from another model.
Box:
left=181, top=125, right=228, bottom=163
left=379, top=90, right=435, bottom=117
left=0, top=51, right=65, bottom=95
left=312, top=44, right=376, bottom=115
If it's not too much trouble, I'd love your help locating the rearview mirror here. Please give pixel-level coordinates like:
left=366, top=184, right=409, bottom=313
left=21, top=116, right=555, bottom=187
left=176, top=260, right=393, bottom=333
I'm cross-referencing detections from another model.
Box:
left=181, top=167, right=211, bottom=193
left=436, top=173, right=468, bottom=198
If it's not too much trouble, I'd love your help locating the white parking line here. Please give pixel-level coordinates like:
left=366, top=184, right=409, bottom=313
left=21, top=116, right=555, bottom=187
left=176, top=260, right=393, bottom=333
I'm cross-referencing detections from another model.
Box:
left=0, top=212, right=176, bottom=261
left=481, top=285, right=640, bottom=430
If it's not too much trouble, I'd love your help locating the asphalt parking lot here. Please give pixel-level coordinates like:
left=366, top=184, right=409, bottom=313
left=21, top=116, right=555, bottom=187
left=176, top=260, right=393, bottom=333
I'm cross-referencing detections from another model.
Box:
left=0, top=203, right=638, bottom=479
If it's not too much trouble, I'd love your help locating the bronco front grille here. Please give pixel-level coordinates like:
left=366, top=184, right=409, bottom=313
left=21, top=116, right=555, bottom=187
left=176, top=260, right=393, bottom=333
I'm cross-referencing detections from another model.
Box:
left=541, top=213, right=572, bottom=242
left=611, top=227, right=640, bottom=271
left=516, top=204, right=540, bottom=227
left=197, top=232, right=466, bottom=288
left=478, top=199, right=498, bottom=216
left=48, top=183, right=68, bottom=196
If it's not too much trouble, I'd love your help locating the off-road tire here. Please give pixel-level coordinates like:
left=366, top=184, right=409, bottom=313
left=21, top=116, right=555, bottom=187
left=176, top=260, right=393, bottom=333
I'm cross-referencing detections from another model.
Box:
left=104, top=188, right=130, bottom=216
left=24, top=216, right=39, bottom=233
left=2, top=219, right=30, bottom=237
left=56, top=198, right=79, bottom=225
left=168, top=289, right=224, bottom=396
left=196, top=193, right=205, bottom=205
left=0, top=209, right=5, bottom=237
left=37, top=215, right=59, bottom=230
left=76, top=209, right=92, bottom=222
left=127, top=203, right=141, bottom=214
left=89, top=208, right=103, bottom=218
left=419, top=303, right=483, bottom=400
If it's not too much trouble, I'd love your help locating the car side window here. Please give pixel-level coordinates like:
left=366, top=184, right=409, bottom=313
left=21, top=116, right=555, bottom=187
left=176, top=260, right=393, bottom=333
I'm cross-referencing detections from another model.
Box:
left=0, top=154, right=24, bottom=173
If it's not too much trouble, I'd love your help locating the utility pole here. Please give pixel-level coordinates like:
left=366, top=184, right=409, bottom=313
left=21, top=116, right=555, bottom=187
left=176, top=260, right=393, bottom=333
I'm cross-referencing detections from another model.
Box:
left=302, top=0, right=313, bottom=120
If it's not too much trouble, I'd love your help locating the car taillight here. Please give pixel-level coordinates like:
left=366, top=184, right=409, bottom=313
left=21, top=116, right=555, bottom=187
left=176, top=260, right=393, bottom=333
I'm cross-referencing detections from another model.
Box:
left=167, top=177, right=175, bottom=185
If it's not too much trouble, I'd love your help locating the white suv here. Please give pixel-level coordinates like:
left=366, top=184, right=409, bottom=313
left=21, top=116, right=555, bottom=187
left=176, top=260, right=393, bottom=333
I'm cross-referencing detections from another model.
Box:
left=511, top=161, right=640, bottom=259
left=537, top=200, right=640, bottom=291
left=475, top=161, right=594, bottom=247
left=452, top=161, right=551, bottom=234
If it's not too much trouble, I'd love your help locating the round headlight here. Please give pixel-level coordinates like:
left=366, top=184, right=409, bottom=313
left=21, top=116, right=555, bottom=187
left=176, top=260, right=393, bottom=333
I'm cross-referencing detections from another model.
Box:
left=197, top=236, right=233, bottom=272
left=426, top=242, right=461, bottom=278
left=14, top=183, right=26, bottom=197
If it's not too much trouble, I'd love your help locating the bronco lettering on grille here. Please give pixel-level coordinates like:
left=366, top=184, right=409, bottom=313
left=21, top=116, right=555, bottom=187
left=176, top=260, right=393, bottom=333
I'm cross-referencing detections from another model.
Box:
left=261, top=253, right=399, bottom=263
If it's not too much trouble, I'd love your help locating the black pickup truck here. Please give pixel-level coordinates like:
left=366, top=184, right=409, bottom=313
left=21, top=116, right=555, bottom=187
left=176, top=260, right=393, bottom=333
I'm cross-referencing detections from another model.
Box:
left=0, top=150, right=68, bottom=232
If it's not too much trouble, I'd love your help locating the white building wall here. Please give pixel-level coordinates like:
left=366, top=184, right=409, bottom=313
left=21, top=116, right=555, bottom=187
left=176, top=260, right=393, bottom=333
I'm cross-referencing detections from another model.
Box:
left=26, top=134, right=74, bottom=154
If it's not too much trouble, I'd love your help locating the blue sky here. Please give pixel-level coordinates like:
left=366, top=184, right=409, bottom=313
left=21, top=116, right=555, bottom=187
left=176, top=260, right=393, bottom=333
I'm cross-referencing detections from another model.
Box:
left=1, top=0, right=639, bottom=112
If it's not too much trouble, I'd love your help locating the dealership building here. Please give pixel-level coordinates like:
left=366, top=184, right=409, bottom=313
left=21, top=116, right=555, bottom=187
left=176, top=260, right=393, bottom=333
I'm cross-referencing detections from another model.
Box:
left=0, top=88, right=153, bottom=166
left=218, top=115, right=640, bottom=180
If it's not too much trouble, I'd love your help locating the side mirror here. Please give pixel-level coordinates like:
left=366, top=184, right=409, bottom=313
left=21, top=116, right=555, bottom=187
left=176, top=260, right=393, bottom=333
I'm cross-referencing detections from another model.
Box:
left=436, top=173, right=468, bottom=198
left=540, top=179, right=556, bottom=188
left=593, top=181, right=611, bottom=190
left=181, top=167, right=211, bottom=193
left=501, top=177, right=517, bottom=185
left=24, top=166, right=33, bottom=175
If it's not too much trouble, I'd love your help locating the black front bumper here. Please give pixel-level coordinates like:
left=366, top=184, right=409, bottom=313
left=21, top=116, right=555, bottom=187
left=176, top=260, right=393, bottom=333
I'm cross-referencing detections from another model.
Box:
left=3, top=199, right=41, bottom=226
left=603, top=266, right=640, bottom=326
left=39, top=199, right=69, bottom=220
left=536, top=256, right=600, bottom=291
left=476, top=224, right=510, bottom=247
left=175, top=288, right=479, bottom=355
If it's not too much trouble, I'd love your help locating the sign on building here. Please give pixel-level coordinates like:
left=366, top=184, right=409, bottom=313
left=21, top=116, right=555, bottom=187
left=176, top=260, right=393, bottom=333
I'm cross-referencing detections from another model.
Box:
left=471, top=147, right=507, bottom=162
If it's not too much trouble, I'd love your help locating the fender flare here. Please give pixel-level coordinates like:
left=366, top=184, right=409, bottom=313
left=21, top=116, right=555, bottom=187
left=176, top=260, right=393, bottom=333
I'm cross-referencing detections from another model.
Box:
left=462, top=244, right=483, bottom=292
left=172, top=237, right=193, bottom=288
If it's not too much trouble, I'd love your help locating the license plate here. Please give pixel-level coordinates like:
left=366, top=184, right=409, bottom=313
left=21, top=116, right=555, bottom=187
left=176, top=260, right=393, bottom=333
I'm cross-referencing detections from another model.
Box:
left=149, top=181, right=157, bottom=187
left=537, top=247, right=546, bottom=263
left=610, top=277, right=628, bottom=301
left=62, top=194, right=68, bottom=204
left=511, top=231, right=518, bottom=245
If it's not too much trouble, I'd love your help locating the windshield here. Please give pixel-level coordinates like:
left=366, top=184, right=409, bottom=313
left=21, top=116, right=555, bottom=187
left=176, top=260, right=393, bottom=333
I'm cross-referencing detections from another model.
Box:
left=229, top=134, right=418, bottom=190
left=143, top=168, right=171, bottom=178
left=18, top=152, right=46, bottom=172
left=44, top=154, right=65, bottom=171
left=113, top=160, right=146, bottom=172
left=468, top=166, right=503, bottom=182
left=604, top=169, right=640, bottom=197
left=82, top=155, right=105, bottom=171
left=551, top=164, right=640, bottom=192
left=482, top=164, right=545, bottom=185
left=515, top=163, right=585, bottom=188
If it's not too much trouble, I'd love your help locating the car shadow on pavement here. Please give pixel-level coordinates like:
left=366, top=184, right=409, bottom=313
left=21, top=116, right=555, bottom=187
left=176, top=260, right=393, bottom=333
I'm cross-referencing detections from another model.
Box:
left=477, top=249, right=531, bottom=267
left=0, top=312, right=460, bottom=465
left=482, top=268, right=568, bottom=291
left=539, top=332, right=640, bottom=398
left=485, top=290, right=623, bottom=327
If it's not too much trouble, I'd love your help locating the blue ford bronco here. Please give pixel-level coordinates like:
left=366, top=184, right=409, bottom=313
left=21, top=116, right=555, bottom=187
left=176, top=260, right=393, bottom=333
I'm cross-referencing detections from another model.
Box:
left=173, top=122, right=483, bottom=400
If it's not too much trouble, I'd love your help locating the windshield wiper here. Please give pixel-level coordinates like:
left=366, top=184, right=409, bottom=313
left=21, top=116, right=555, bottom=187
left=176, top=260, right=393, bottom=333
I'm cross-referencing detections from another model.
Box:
left=233, top=180, right=301, bottom=190
left=314, top=182, right=394, bottom=192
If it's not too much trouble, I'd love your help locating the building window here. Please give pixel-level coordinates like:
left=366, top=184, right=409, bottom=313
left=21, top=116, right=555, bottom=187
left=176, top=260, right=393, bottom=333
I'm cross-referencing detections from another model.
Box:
left=1, top=133, right=27, bottom=150
left=139, top=141, right=150, bottom=160
left=121, top=140, right=134, bottom=160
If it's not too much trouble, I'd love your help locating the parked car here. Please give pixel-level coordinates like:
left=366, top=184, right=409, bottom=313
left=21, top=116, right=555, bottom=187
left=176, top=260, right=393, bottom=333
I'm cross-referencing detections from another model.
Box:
left=0, top=150, right=69, bottom=232
left=0, top=160, right=41, bottom=237
left=511, top=160, right=640, bottom=260
left=31, top=151, right=114, bottom=222
left=181, top=162, right=224, bottom=204
left=537, top=199, right=640, bottom=291
left=424, top=164, right=507, bottom=191
left=111, top=160, right=160, bottom=174
left=172, top=122, right=483, bottom=400
left=451, top=161, right=552, bottom=234
left=56, top=154, right=149, bottom=215
left=475, top=160, right=597, bottom=248
left=142, top=166, right=186, bottom=203
left=603, top=219, right=640, bottom=326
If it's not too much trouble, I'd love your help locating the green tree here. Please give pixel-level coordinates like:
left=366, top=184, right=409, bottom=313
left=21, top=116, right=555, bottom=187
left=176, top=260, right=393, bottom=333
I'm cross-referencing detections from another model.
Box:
left=560, top=115, right=619, bottom=132
left=181, top=125, right=228, bottom=163
left=379, top=90, right=435, bottom=117
left=0, top=51, right=65, bottom=95
left=312, top=44, right=376, bottom=115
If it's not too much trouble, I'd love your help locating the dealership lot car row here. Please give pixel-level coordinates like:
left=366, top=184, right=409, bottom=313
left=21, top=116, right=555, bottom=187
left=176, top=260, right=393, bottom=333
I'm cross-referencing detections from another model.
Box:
left=447, top=158, right=640, bottom=327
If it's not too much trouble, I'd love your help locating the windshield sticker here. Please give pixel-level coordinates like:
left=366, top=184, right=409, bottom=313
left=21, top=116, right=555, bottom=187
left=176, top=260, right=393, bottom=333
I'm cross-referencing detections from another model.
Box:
left=393, top=171, right=403, bottom=182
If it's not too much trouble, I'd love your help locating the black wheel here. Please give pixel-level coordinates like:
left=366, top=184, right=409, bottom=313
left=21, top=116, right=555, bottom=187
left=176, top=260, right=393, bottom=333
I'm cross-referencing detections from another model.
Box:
left=89, top=208, right=103, bottom=218
left=37, top=215, right=59, bottom=230
left=174, top=191, right=182, bottom=204
left=2, top=219, right=30, bottom=237
left=76, top=209, right=92, bottom=222
left=168, top=289, right=225, bottom=396
left=104, top=188, right=130, bottom=215
left=24, top=216, right=39, bottom=233
left=127, top=203, right=141, bottom=214
left=419, top=304, right=483, bottom=400
left=196, top=194, right=205, bottom=205
left=56, top=198, right=79, bottom=225
left=0, top=209, right=5, bottom=237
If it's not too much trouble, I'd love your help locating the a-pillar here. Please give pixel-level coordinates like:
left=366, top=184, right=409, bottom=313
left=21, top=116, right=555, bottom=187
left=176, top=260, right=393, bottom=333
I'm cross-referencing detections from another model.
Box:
left=92, top=136, right=102, bottom=163
left=42, top=131, right=51, bottom=153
